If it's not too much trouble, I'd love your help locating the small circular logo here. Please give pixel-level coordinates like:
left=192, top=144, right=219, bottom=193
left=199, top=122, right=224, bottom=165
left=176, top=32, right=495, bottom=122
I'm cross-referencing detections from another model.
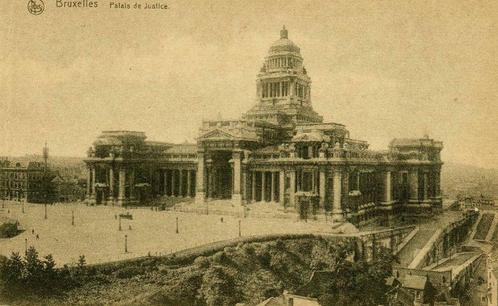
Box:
left=27, top=0, right=44, bottom=15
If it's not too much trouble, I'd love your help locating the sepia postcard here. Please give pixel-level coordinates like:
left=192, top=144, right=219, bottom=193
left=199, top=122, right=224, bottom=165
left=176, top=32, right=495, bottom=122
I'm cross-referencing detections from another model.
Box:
left=1, top=1, right=497, bottom=305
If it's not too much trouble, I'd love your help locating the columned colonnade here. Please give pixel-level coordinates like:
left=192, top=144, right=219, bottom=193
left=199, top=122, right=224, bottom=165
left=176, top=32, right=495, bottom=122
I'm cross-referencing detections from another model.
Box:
left=161, top=169, right=196, bottom=198
left=86, top=164, right=197, bottom=205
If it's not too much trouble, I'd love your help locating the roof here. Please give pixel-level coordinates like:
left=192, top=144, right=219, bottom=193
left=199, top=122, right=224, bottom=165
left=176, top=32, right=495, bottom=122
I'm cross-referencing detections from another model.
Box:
left=268, top=26, right=301, bottom=55
left=257, top=297, right=283, bottom=306
left=256, top=294, right=320, bottom=306
left=164, top=144, right=197, bottom=154
left=402, top=274, right=427, bottom=290
left=292, top=131, right=330, bottom=142
left=254, top=145, right=280, bottom=154
left=390, top=137, right=443, bottom=149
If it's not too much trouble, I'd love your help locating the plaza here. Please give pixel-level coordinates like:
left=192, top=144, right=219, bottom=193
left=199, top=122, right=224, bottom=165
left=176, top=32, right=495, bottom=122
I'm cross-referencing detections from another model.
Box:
left=0, top=200, right=345, bottom=265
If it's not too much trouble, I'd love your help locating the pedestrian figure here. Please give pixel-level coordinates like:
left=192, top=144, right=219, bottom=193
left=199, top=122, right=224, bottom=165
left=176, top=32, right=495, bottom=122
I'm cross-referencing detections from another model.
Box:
left=114, top=214, right=117, bottom=220
left=221, top=217, right=224, bottom=223
left=36, top=234, right=39, bottom=239
left=32, top=229, right=34, bottom=234
left=129, top=225, right=132, bottom=230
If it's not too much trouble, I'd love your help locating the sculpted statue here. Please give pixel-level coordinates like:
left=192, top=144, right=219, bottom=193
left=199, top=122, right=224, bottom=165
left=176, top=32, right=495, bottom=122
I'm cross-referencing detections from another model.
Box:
left=87, top=147, right=95, bottom=157
left=334, top=141, right=341, bottom=150
left=243, top=150, right=250, bottom=161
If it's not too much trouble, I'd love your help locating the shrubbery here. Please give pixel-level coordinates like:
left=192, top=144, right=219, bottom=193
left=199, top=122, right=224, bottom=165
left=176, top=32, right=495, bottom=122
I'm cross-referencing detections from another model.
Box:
left=0, top=247, right=77, bottom=297
left=0, top=222, right=18, bottom=238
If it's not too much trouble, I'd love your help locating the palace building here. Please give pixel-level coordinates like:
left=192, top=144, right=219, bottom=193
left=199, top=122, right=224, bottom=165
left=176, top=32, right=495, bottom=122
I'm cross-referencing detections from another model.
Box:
left=84, top=27, right=443, bottom=225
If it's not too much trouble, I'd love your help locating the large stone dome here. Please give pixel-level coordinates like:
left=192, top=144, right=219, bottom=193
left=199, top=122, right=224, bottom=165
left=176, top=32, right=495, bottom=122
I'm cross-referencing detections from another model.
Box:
left=268, top=26, right=301, bottom=54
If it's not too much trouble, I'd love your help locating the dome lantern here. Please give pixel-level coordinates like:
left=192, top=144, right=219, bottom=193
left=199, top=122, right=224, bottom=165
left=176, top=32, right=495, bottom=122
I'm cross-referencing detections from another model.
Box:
left=280, top=25, right=288, bottom=39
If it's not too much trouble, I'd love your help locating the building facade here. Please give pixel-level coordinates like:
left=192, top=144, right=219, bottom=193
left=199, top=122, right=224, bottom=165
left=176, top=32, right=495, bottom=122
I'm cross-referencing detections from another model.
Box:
left=84, top=27, right=443, bottom=225
left=0, top=158, right=51, bottom=203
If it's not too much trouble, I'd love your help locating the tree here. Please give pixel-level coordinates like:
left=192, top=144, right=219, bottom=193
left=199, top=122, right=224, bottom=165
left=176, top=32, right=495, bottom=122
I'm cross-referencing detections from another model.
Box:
left=200, top=266, right=238, bottom=306
left=24, top=246, right=44, bottom=288
left=311, top=245, right=396, bottom=306
left=0, top=252, right=24, bottom=288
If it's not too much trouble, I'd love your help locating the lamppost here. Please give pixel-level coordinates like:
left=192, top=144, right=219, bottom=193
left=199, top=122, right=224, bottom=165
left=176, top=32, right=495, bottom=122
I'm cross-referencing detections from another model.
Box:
left=71, top=210, right=74, bottom=226
left=25, top=238, right=28, bottom=255
left=175, top=216, right=179, bottom=234
left=44, top=203, right=47, bottom=219
left=238, top=219, right=241, bottom=237
left=124, top=235, right=128, bottom=253
left=118, top=215, right=122, bottom=231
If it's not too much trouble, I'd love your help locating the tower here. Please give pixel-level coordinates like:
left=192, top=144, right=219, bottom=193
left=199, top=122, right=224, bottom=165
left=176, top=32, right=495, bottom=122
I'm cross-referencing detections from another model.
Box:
left=244, top=26, right=323, bottom=125
left=43, top=141, right=49, bottom=171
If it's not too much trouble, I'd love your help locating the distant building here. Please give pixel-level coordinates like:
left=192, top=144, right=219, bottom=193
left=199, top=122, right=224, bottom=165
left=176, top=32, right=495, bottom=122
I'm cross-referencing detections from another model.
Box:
left=458, top=194, right=495, bottom=208
left=84, top=27, right=443, bottom=225
left=0, top=158, right=51, bottom=203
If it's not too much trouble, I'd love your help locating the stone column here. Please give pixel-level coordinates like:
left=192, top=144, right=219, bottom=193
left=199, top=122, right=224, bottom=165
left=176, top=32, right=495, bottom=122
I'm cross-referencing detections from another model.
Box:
left=319, top=169, right=326, bottom=209
left=409, top=168, right=419, bottom=203
left=91, top=166, right=96, bottom=195
left=171, top=169, right=176, bottom=197
left=108, top=167, right=114, bottom=200
left=205, top=168, right=210, bottom=198
left=435, top=170, right=441, bottom=197
left=279, top=170, right=285, bottom=205
left=332, top=169, right=344, bottom=221
left=252, top=171, right=257, bottom=202
left=187, top=170, right=192, bottom=197
left=195, top=152, right=206, bottom=203
left=384, top=171, right=392, bottom=203
left=179, top=169, right=184, bottom=197
left=261, top=171, right=266, bottom=202
left=118, top=167, right=126, bottom=205
left=86, top=166, right=92, bottom=197
left=163, top=170, right=168, bottom=196
left=423, top=172, right=429, bottom=201
left=129, top=167, right=135, bottom=200
left=270, top=172, right=275, bottom=202
left=212, top=168, right=217, bottom=198
left=289, top=170, right=296, bottom=207
left=232, top=151, right=242, bottom=205
left=290, top=80, right=295, bottom=101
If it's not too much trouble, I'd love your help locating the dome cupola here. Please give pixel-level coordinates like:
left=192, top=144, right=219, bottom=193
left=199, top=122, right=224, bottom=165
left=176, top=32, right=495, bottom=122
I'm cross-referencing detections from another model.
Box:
left=268, top=26, right=301, bottom=55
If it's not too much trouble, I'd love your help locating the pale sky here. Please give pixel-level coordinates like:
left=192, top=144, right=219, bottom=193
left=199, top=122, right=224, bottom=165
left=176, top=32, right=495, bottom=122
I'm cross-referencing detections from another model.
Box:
left=1, top=0, right=497, bottom=168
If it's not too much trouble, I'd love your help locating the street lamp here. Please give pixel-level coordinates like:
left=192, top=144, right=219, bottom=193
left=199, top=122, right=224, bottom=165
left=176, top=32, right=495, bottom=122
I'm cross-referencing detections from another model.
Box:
left=25, top=238, right=28, bottom=255
left=175, top=216, right=179, bottom=234
left=124, top=235, right=128, bottom=253
left=238, top=219, right=241, bottom=237
left=44, top=203, right=47, bottom=219
left=71, top=210, right=74, bottom=226
left=118, top=215, right=122, bottom=231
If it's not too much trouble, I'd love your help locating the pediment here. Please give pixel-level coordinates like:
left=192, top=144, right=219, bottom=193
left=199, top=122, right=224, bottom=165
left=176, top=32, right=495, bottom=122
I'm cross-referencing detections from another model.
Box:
left=199, top=129, right=237, bottom=140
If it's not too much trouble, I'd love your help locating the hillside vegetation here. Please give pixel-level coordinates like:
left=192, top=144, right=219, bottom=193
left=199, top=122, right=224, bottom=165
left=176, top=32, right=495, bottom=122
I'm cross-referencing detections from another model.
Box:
left=0, top=237, right=395, bottom=306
